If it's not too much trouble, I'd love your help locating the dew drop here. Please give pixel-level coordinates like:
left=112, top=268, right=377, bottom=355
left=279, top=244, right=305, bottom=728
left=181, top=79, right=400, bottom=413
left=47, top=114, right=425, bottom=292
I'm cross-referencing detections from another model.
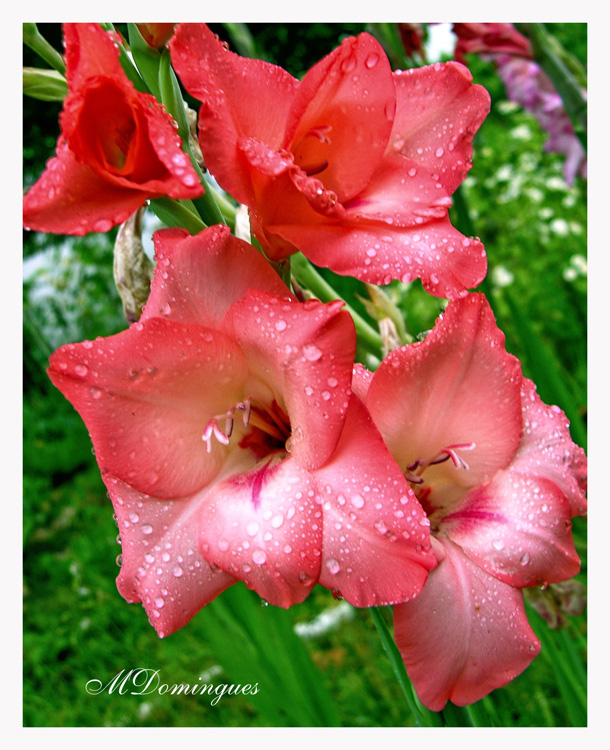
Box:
left=141, top=524, right=153, bottom=535
left=252, top=549, right=267, bottom=565
left=326, top=558, right=340, bottom=575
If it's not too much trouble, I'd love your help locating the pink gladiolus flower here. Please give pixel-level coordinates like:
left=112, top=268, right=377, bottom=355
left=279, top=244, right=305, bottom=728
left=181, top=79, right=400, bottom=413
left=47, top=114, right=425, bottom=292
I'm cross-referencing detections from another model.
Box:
left=23, top=23, right=202, bottom=236
left=47, top=225, right=436, bottom=637
left=353, top=293, right=587, bottom=709
left=452, top=23, right=533, bottom=63
left=170, top=25, right=491, bottom=299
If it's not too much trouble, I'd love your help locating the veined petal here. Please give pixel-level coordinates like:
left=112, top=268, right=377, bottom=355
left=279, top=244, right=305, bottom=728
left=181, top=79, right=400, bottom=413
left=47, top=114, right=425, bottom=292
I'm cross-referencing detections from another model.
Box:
left=197, top=452, right=322, bottom=607
left=284, top=33, right=395, bottom=203
left=107, top=474, right=236, bottom=638
left=224, top=291, right=356, bottom=471
left=142, top=225, right=293, bottom=328
left=393, top=538, right=540, bottom=711
left=47, top=318, right=249, bottom=498
left=170, top=23, right=299, bottom=205
left=316, top=396, right=436, bottom=606
left=441, top=471, right=581, bottom=588
left=366, top=294, right=523, bottom=497
left=389, top=62, right=491, bottom=195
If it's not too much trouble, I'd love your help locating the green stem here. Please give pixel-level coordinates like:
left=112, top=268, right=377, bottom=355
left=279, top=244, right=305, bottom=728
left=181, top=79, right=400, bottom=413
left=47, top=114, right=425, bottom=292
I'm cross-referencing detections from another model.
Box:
left=370, top=607, right=443, bottom=727
left=290, top=253, right=382, bottom=358
left=514, top=23, right=587, bottom=151
left=23, top=23, right=66, bottom=76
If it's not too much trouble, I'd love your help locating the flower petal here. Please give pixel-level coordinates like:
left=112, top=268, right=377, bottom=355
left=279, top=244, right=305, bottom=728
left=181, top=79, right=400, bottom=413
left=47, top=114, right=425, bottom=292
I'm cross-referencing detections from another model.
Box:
left=316, top=396, right=436, bottom=606
left=170, top=23, right=299, bottom=205
left=197, top=452, right=322, bottom=607
left=23, top=139, right=148, bottom=235
left=225, top=291, right=356, bottom=471
left=393, top=538, right=540, bottom=711
left=47, top=318, right=249, bottom=498
left=442, top=470, right=581, bottom=588
left=107, top=474, right=236, bottom=638
left=142, top=225, right=293, bottom=327
left=284, top=33, right=395, bottom=203
left=366, top=294, right=523, bottom=499
left=389, top=61, right=491, bottom=195
left=513, top=379, right=587, bottom=517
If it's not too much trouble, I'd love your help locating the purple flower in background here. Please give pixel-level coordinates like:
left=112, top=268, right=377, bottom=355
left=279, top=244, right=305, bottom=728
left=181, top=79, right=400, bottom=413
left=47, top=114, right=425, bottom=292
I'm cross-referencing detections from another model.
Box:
left=452, top=23, right=586, bottom=185
left=496, top=54, right=586, bottom=185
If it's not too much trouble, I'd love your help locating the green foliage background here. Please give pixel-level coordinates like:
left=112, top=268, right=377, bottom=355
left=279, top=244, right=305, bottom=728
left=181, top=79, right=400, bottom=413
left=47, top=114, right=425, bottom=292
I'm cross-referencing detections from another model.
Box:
left=23, top=23, right=587, bottom=727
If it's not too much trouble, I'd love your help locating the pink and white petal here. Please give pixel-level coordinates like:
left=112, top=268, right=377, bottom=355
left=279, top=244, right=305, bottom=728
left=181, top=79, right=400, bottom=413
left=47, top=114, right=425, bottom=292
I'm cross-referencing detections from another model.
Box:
left=269, top=214, right=487, bottom=297
left=23, top=140, right=147, bottom=235
left=47, top=318, right=249, bottom=498
left=345, top=155, right=452, bottom=227
left=315, top=396, right=436, bottom=607
left=366, top=294, right=523, bottom=490
left=284, top=33, right=395, bottom=203
left=196, top=453, right=322, bottom=607
left=142, top=225, right=292, bottom=327
left=442, top=471, right=581, bottom=588
left=106, top=474, right=236, bottom=638
left=390, top=62, right=491, bottom=195
left=393, top=538, right=540, bottom=711
left=513, top=379, right=587, bottom=517
left=170, top=23, right=298, bottom=205
left=225, top=291, right=356, bottom=470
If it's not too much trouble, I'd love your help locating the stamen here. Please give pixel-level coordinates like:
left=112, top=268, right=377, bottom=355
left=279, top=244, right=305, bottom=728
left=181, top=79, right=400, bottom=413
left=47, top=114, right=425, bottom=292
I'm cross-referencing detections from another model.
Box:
left=307, top=125, right=333, bottom=144
left=405, top=442, right=476, bottom=484
left=303, top=160, right=329, bottom=176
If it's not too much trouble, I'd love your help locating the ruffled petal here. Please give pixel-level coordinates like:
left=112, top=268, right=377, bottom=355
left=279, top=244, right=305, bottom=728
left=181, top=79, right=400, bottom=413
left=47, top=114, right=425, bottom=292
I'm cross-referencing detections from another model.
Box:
left=315, top=396, right=436, bottom=606
left=284, top=32, right=395, bottom=203
left=170, top=23, right=299, bottom=205
left=142, top=225, right=292, bottom=327
left=197, top=452, right=322, bottom=607
left=107, top=474, right=236, bottom=638
left=366, top=294, right=523, bottom=499
left=393, top=538, right=540, bottom=711
left=269, top=212, right=487, bottom=298
left=513, top=379, right=587, bottom=517
left=47, top=318, right=249, bottom=498
left=389, top=62, right=491, bottom=195
left=23, top=139, right=148, bottom=235
left=224, top=291, right=356, bottom=471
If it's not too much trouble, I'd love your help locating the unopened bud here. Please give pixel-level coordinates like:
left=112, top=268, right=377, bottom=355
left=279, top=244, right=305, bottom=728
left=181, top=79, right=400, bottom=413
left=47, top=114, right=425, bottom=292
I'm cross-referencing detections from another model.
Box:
left=23, top=67, right=68, bottom=102
left=135, top=23, right=176, bottom=49
left=357, top=282, right=410, bottom=347
left=525, top=579, right=587, bottom=630
left=113, top=207, right=154, bottom=323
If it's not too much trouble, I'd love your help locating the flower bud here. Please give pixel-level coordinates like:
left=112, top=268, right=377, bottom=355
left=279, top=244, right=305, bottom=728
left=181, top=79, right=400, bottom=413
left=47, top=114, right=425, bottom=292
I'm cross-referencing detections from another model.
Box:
left=113, top=208, right=154, bottom=323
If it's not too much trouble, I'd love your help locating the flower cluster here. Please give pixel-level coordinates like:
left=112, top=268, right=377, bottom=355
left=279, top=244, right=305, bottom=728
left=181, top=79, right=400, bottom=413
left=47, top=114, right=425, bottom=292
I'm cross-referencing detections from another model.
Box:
left=26, top=23, right=586, bottom=712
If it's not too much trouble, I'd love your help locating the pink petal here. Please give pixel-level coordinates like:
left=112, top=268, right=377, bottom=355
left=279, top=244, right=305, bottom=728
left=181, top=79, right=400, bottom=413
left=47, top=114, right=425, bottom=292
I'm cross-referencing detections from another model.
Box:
left=23, top=139, right=148, bottom=235
left=269, top=213, right=487, bottom=298
left=170, top=23, right=299, bottom=206
left=315, top=396, right=436, bottom=606
left=389, top=62, right=491, bottom=195
left=283, top=33, right=395, bottom=203
left=107, top=474, right=236, bottom=638
left=393, top=538, right=540, bottom=711
left=224, top=291, right=356, bottom=471
left=442, top=471, right=581, bottom=588
left=47, top=318, right=249, bottom=498
left=197, top=453, right=322, bottom=608
left=513, top=379, right=587, bottom=517
left=142, top=225, right=293, bottom=327
left=366, top=294, right=523, bottom=500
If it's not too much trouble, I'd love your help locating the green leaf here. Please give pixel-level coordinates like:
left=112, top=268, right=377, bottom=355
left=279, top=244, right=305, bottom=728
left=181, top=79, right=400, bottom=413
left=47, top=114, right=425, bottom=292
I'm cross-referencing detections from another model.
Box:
left=127, top=22, right=163, bottom=100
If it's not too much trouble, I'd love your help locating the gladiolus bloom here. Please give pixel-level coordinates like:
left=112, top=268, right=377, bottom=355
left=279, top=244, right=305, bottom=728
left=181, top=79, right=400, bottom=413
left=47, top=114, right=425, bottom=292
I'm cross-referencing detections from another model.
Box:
left=23, top=23, right=202, bottom=236
left=170, top=25, right=491, bottom=299
left=353, top=293, right=587, bottom=709
left=47, top=225, right=435, bottom=636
